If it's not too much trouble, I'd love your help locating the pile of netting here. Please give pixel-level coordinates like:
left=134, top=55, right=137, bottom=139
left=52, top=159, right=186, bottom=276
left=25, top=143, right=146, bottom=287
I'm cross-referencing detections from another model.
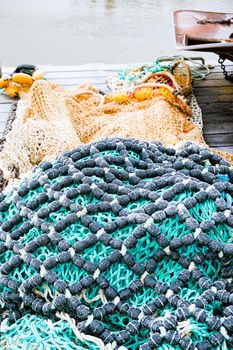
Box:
left=114, top=61, right=172, bottom=87
left=0, top=81, right=81, bottom=188
left=0, top=59, right=233, bottom=190
left=0, top=138, right=233, bottom=350
left=107, top=57, right=209, bottom=96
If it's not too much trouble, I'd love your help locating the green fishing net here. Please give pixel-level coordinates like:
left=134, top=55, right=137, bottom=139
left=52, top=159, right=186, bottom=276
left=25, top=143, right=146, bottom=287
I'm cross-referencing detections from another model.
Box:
left=0, top=138, right=233, bottom=350
left=0, top=314, right=100, bottom=350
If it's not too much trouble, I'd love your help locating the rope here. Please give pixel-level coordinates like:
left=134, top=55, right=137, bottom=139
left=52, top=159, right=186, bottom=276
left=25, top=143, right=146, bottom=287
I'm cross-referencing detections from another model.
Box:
left=156, top=55, right=210, bottom=81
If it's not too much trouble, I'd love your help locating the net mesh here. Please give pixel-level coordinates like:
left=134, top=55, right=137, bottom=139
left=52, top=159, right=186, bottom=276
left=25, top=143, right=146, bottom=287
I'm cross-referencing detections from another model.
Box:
left=66, top=85, right=233, bottom=165
left=66, top=90, right=203, bottom=146
left=0, top=138, right=233, bottom=350
left=0, top=314, right=100, bottom=350
left=138, top=72, right=181, bottom=90
left=0, top=81, right=80, bottom=184
left=170, top=60, right=192, bottom=96
left=0, top=66, right=233, bottom=191
left=106, top=60, right=191, bottom=96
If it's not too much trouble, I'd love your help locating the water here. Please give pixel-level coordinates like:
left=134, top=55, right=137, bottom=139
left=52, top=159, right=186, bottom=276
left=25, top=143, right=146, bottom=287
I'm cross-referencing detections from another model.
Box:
left=0, top=0, right=233, bottom=66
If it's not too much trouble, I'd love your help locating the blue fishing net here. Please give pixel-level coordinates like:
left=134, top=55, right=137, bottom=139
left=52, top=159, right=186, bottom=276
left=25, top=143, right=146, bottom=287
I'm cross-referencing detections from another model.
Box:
left=0, top=138, right=233, bottom=349
left=118, top=62, right=171, bottom=82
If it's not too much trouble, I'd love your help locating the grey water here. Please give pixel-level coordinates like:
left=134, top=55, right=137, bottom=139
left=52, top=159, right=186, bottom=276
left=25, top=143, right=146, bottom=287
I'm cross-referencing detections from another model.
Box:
left=0, top=0, right=233, bottom=66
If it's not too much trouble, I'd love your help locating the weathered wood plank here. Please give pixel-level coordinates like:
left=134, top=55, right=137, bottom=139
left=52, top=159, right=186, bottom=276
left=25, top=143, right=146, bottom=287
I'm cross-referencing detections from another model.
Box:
left=193, top=79, right=233, bottom=88
left=213, top=146, right=233, bottom=153
left=204, top=122, right=233, bottom=135
left=0, top=103, right=12, bottom=112
left=202, top=112, right=233, bottom=121
left=0, top=125, right=5, bottom=136
left=204, top=133, right=233, bottom=147
left=47, top=77, right=107, bottom=85
left=206, top=65, right=233, bottom=73
left=0, top=113, right=10, bottom=123
left=193, top=62, right=233, bottom=151
left=197, top=102, right=233, bottom=114
left=45, top=71, right=116, bottom=79
left=197, top=94, right=233, bottom=103
left=197, top=72, right=233, bottom=80
left=3, top=63, right=231, bottom=74
left=2, top=64, right=129, bottom=74
left=0, top=97, right=14, bottom=104
left=194, top=86, right=233, bottom=96
left=42, top=64, right=129, bottom=72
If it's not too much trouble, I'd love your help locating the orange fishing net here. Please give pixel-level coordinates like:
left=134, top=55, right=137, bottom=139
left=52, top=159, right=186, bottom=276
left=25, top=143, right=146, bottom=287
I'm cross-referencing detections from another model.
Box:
left=66, top=84, right=202, bottom=145
left=170, top=59, right=193, bottom=96
left=66, top=84, right=233, bottom=164
left=0, top=81, right=80, bottom=185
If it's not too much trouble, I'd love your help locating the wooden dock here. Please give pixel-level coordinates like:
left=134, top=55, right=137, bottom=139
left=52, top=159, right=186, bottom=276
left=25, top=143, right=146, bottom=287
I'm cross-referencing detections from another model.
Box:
left=193, top=64, right=233, bottom=154
left=0, top=64, right=233, bottom=154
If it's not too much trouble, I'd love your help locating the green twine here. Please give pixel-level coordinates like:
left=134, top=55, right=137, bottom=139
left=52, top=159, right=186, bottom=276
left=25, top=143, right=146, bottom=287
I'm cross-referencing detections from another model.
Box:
left=118, top=61, right=171, bottom=82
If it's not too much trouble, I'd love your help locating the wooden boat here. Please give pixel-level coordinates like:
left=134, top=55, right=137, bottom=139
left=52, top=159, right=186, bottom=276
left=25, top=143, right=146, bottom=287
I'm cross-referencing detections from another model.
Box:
left=173, top=10, right=233, bottom=62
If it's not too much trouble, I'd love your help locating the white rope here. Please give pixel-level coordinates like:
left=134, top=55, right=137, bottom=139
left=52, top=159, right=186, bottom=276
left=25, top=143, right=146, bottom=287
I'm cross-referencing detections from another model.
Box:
left=82, top=289, right=103, bottom=303
left=156, top=55, right=210, bottom=81
left=56, top=312, right=107, bottom=350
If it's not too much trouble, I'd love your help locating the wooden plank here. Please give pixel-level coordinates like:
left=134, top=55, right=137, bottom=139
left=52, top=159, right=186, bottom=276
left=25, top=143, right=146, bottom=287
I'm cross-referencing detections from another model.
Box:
left=0, top=111, right=10, bottom=120
left=199, top=102, right=233, bottom=114
left=0, top=97, right=14, bottom=104
left=2, top=63, right=231, bottom=76
left=2, top=64, right=129, bottom=74
left=203, top=113, right=233, bottom=122
left=0, top=103, right=12, bottom=112
left=204, top=121, right=233, bottom=135
left=0, top=103, right=11, bottom=113
left=4, top=63, right=230, bottom=74
left=194, top=86, right=233, bottom=96
left=207, top=65, right=233, bottom=73
left=0, top=125, right=5, bottom=135
left=193, top=62, right=233, bottom=152
left=0, top=92, right=16, bottom=103
left=46, top=77, right=108, bottom=85
left=0, top=113, right=9, bottom=123
left=212, top=146, right=233, bottom=153
left=45, top=71, right=116, bottom=79
left=197, top=72, right=232, bottom=80
left=193, top=79, right=233, bottom=88
left=204, top=133, right=233, bottom=147
left=196, top=94, right=233, bottom=103
left=42, top=64, right=129, bottom=72
left=46, top=68, right=230, bottom=81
